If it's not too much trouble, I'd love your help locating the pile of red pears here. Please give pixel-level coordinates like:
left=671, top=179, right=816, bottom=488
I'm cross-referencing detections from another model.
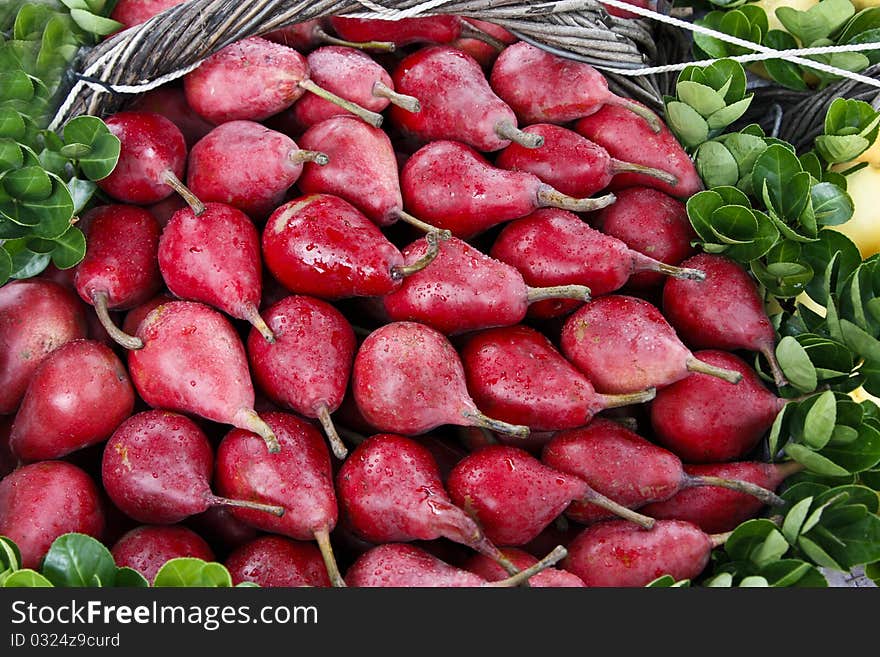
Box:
left=0, top=6, right=799, bottom=588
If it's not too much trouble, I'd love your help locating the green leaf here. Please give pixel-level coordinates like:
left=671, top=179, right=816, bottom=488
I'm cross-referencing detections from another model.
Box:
left=724, top=519, right=780, bottom=562
left=66, top=177, right=97, bottom=214
left=815, top=135, right=871, bottom=164
left=59, top=143, right=91, bottom=159
left=739, top=576, right=770, bottom=587
left=696, top=141, right=740, bottom=187
left=783, top=497, right=814, bottom=543
left=763, top=30, right=809, bottom=91
left=806, top=512, right=880, bottom=568
left=768, top=403, right=790, bottom=456
left=803, top=390, right=837, bottom=449
left=784, top=443, right=851, bottom=477
left=726, top=210, right=780, bottom=261
left=78, top=131, right=119, bottom=180
left=703, top=572, right=734, bottom=587
left=0, top=108, right=27, bottom=140
left=706, top=96, right=753, bottom=131
left=802, top=230, right=862, bottom=304
left=0, top=247, right=11, bottom=285
left=840, top=319, right=880, bottom=362
left=676, top=81, right=727, bottom=117
left=754, top=146, right=808, bottom=221
left=41, top=533, right=117, bottom=587
left=760, top=559, right=825, bottom=587
left=0, top=536, right=21, bottom=572
left=666, top=101, right=710, bottom=148
left=811, top=182, right=853, bottom=226
left=702, top=58, right=750, bottom=101
left=114, top=567, right=150, bottom=588
left=819, top=422, right=880, bottom=473
left=752, top=529, right=791, bottom=568
left=777, top=335, right=818, bottom=392
left=776, top=0, right=855, bottom=44
left=0, top=139, right=24, bottom=169
left=50, top=225, right=85, bottom=269
left=719, top=132, right=768, bottom=177
left=5, top=241, right=51, bottom=279
left=68, top=9, right=123, bottom=36
left=3, top=569, right=53, bottom=587
left=63, top=114, right=108, bottom=148
left=2, top=165, right=51, bottom=201
left=815, top=485, right=880, bottom=513
left=0, top=69, right=34, bottom=102
left=797, top=535, right=843, bottom=569
left=152, top=558, right=235, bottom=587
left=200, top=562, right=233, bottom=587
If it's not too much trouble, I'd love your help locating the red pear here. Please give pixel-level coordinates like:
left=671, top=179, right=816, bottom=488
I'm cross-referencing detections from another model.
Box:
left=0, top=418, right=14, bottom=478
left=110, top=0, right=185, bottom=28
left=0, top=461, right=104, bottom=569
left=593, top=187, right=696, bottom=289
left=463, top=548, right=586, bottom=587
left=560, top=295, right=743, bottom=394
left=262, top=194, right=438, bottom=300
left=0, top=279, right=87, bottom=414
left=186, top=121, right=328, bottom=219
left=122, top=293, right=174, bottom=337
left=265, top=19, right=395, bottom=52
left=74, top=204, right=162, bottom=350
left=352, top=322, right=530, bottom=440
left=382, top=237, right=591, bottom=334
left=214, top=412, right=345, bottom=587
left=111, top=525, right=214, bottom=583
left=158, top=202, right=274, bottom=342
left=663, top=253, right=788, bottom=387
left=490, top=209, right=704, bottom=318
left=490, top=42, right=662, bottom=131
left=330, top=15, right=502, bottom=49
left=447, top=445, right=655, bottom=546
left=127, top=301, right=280, bottom=453
left=128, top=84, right=213, bottom=148
left=460, top=326, right=656, bottom=431
left=10, top=340, right=135, bottom=462
left=102, top=410, right=284, bottom=525
left=225, top=536, right=331, bottom=587
left=389, top=46, right=541, bottom=152
left=401, top=140, right=615, bottom=239
left=649, top=350, right=787, bottom=463
left=247, top=295, right=356, bottom=460
left=496, top=123, right=678, bottom=197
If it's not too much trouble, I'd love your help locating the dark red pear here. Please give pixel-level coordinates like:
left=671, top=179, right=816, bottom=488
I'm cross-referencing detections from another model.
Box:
left=401, top=141, right=615, bottom=239
left=450, top=18, right=517, bottom=69
left=352, top=322, right=531, bottom=440
left=127, top=301, right=280, bottom=453
left=110, top=0, right=185, bottom=29
left=345, top=542, right=567, bottom=588
left=128, top=84, right=214, bottom=148
left=111, top=525, right=214, bottom=584
left=563, top=519, right=725, bottom=587
left=291, top=46, right=420, bottom=130
left=187, top=506, right=259, bottom=553
left=0, top=461, right=104, bottom=569
left=641, top=461, right=805, bottom=533
left=158, top=202, right=274, bottom=342
left=382, top=237, right=591, bottom=334
left=0, top=279, right=87, bottom=415
left=247, top=295, right=356, bottom=460
left=337, top=433, right=521, bottom=575
left=575, top=103, right=703, bottom=199
left=262, top=194, right=439, bottom=300
left=496, top=123, right=678, bottom=197
left=541, top=418, right=784, bottom=524
left=463, top=547, right=586, bottom=587
left=74, top=204, right=162, bottom=350
left=330, top=15, right=501, bottom=49
left=214, top=412, right=345, bottom=587
left=225, top=536, right=331, bottom=587
left=593, top=187, right=697, bottom=289
left=10, top=339, right=135, bottom=462
left=183, top=37, right=382, bottom=127
left=0, top=418, right=14, bottom=478
left=460, top=326, right=656, bottom=431
left=490, top=209, right=704, bottom=319
left=490, top=42, right=662, bottom=131
left=649, top=350, right=788, bottom=463
left=560, top=295, right=743, bottom=394
left=663, top=253, right=788, bottom=388
left=265, top=18, right=395, bottom=52
left=186, top=120, right=328, bottom=219
left=447, top=445, right=655, bottom=546
left=389, top=46, right=541, bottom=152
left=101, top=410, right=285, bottom=524
left=99, top=111, right=203, bottom=212
left=297, top=116, right=443, bottom=234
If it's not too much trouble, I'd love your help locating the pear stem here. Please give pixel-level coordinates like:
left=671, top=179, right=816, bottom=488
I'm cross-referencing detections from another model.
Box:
left=470, top=537, right=521, bottom=579
left=242, top=302, right=275, bottom=343
left=458, top=21, right=507, bottom=50
left=462, top=410, right=530, bottom=440
left=393, top=209, right=452, bottom=240
left=526, top=284, right=591, bottom=304
left=372, top=80, right=421, bottom=113
left=685, top=356, right=744, bottom=384
left=598, top=388, right=657, bottom=410
left=682, top=474, right=786, bottom=507
left=709, top=531, right=734, bottom=548
left=162, top=170, right=205, bottom=216
left=316, top=402, right=349, bottom=460
left=313, top=25, right=396, bottom=52
left=208, top=495, right=285, bottom=517
left=233, top=408, right=280, bottom=454
left=92, top=290, right=144, bottom=350
left=298, top=78, right=384, bottom=128
left=495, top=120, right=544, bottom=149
left=631, top=252, right=706, bottom=281
left=391, top=231, right=440, bottom=280
left=489, top=546, right=568, bottom=587
left=609, top=96, right=664, bottom=134
left=776, top=460, right=807, bottom=478
left=290, top=149, right=329, bottom=166
left=537, top=185, right=616, bottom=213
left=610, top=159, right=679, bottom=186
left=579, top=485, right=656, bottom=529
left=314, top=527, right=346, bottom=588
left=760, top=343, right=789, bottom=389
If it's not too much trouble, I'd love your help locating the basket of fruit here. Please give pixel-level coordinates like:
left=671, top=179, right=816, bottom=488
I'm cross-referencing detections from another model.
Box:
left=0, top=0, right=879, bottom=591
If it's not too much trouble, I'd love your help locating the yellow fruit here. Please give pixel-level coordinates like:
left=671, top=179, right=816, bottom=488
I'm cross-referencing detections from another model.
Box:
left=827, top=166, right=880, bottom=259
left=749, top=0, right=820, bottom=32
